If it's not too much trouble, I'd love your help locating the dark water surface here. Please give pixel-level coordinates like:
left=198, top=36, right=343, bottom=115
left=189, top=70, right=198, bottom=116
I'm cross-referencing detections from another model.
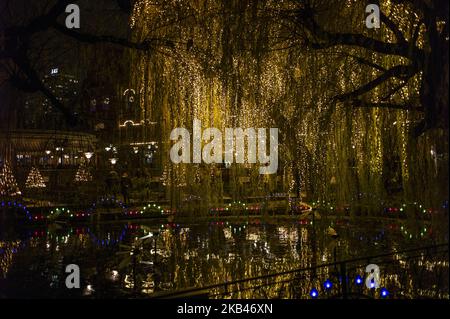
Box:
left=0, top=216, right=447, bottom=299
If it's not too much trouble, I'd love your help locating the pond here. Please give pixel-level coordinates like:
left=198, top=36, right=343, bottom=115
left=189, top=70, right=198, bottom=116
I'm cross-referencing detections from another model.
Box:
left=0, top=216, right=447, bottom=298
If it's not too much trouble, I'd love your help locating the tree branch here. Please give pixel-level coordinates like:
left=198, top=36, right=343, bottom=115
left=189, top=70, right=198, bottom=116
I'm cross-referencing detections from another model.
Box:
left=24, top=0, right=73, bottom=34
left=335, top=64, right=417, bottom=102
left=345, top=53, right=387, bottom=72
left=292, top=5, right=424, bottom=62
left=379, top=11, right=407, bottom=45
left=350, top=99, right=423, bottom=111
left=52, top=23, right=171, bottom=52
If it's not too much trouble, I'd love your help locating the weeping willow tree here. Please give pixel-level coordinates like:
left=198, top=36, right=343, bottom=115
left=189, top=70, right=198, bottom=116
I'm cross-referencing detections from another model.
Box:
left=127, top=0, right=448, bottom=221
left=3, top=0, right=445, bottom=221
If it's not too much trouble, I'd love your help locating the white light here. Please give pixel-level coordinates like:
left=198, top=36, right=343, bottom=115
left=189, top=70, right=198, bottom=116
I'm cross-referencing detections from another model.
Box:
left=110, top=270, right=119, bottom=281
left=45, top=150, right=51, bottom=155
left=85, top=152, right=94, bottom=159
left=109, top=158, right=118, bottom=165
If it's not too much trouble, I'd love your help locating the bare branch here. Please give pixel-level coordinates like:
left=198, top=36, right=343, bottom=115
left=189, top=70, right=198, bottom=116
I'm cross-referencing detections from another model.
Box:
left=335, top=64, right=417, bottom=102
left=350, top=99, right=423, bottom=111
left=380, top=11, right=407, bottom=45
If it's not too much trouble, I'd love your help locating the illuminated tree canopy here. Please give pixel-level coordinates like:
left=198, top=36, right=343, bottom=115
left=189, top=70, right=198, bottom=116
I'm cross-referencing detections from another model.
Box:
left=0, top=0, right=448, bottom=214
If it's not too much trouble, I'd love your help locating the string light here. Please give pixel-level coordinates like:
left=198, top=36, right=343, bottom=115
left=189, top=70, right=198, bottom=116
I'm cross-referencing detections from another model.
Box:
left=323, top=280, right=333, bottom=290
left=0, top=161, right=21, bottom=196
left=380, top=288, right=389, bottom=298
left=309, top=288, right=319, bottom=299
left=355, top=275, right=363, bottom=285
left=25, top=167, right=46, bottom=189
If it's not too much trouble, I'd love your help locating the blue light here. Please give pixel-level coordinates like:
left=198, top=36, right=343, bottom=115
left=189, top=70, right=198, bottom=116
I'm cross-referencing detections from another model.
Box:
left=323, top=280, right=333, bottom=290
left=310, top=288, right=319, bottom=299
left=355, top=275, right=363, bottom=285
left=380, top=288, right=389, bottom=298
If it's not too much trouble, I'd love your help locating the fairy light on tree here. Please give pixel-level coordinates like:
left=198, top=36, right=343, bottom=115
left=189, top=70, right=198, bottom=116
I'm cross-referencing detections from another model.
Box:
left=0, top=160, right=21, bottom=197
left=125, top=0, right=448, bottom=215
left=74, top=161, right=93, bottom=182
left=25, top=167, right=46, bottom=189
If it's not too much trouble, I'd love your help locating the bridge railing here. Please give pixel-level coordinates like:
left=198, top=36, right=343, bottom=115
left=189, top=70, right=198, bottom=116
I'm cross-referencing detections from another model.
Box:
left=152, top=243, right=449, bottom=299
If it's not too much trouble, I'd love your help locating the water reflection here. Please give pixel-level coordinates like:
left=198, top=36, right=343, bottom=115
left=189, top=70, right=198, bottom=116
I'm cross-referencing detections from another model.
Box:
left=0, top=218, right=447, bottom=298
